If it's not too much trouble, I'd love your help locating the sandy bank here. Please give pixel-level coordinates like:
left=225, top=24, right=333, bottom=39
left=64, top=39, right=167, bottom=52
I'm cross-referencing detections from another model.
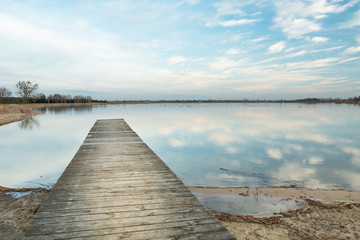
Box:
left=0, top=190, right=48, bottom=240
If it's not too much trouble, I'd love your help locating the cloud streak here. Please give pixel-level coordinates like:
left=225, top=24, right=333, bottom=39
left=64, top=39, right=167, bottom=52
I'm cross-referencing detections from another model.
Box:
left=268, top=41, right=286, bottom=53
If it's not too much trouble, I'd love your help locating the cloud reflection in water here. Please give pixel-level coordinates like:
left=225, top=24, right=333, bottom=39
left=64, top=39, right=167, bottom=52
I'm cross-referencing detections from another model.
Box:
left=0, top=103, right=359, bottom=192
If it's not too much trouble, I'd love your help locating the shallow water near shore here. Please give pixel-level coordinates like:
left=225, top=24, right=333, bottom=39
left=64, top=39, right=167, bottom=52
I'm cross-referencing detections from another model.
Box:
left=1, top=103, right=360, bottom=214
left=194, top=192, right=304, bottom=216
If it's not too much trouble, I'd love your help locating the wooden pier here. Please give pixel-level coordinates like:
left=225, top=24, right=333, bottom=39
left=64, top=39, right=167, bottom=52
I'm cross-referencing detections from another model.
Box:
left=22, top=119, right=235, bottom=239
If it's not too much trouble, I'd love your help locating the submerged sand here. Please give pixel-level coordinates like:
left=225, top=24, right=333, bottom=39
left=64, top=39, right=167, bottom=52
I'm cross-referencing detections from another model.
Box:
left=189, top=186, right=360, bottom=202
left=1, top=187, right=359, bottom=240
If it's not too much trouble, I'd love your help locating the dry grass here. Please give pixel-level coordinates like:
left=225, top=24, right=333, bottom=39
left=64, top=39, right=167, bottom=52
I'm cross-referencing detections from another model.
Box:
left=0, top=105, right=32, bottom=114
left=0, top=105, right=34, bottom=126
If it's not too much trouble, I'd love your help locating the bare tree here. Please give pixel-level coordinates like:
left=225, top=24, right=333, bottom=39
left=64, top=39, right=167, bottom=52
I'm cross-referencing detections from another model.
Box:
left=85, top=96, right=92, bottom=103
left=0, top=87, right=12, bottom=98
left=73, top=95, right=85, bottom=103
left=16, top=81, right=38, bottom=101
left=35, top=93, right=47, bottom=103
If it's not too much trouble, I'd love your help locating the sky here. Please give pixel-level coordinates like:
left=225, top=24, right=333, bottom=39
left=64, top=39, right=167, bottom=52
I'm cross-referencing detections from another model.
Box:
left=0, top=0, right=359, bottom=100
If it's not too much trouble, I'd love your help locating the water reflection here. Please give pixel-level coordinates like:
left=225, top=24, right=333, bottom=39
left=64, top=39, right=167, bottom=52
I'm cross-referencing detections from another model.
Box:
left=18, top=116, right=40, bottom=130
left=194, top=193, right=304, bottom=216
left=1, top=103, right=360, bottom=193
left=146, top=103, right=360, bottom=190
left=38, top=105, right=94, bottom=114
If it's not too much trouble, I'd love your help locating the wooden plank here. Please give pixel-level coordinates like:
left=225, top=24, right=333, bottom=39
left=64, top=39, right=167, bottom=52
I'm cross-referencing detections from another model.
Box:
left=23, top=219, right=227, bottom=240
left=34, top=201, right=204, bottom=219
left=31, top=206, right=204, bottom=224
left=22, top=119, right=235, bottom=240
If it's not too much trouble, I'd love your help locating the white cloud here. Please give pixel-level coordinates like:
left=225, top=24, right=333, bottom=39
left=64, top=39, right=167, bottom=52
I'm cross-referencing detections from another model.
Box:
left=208, top=57, right=244, bottom=70
left=357, top=36, right=360, bottom=43
left=274, top=16, right=321, bottom=39
left=226, top=48, right=242, bottom=55
left=268, top=41, right=286, bottom=53
left=214, top=1, right=246, bottom=16
left=273, top=0, right=357, bottom=38
left=186, top=0, right=199, bottom=5
left=167, top=56, right=187, bottom=65
left=252, top=36, right=269, bottom=43
left=286, top=57, right=338, bottom=69
left=344, top=46, right=360, bottom=54
left=206, top=1, right=262, bottom=28
left=289, top=50, right=307, bottom=57
left=231, top=34, right=242, bottom=41
left=308, top=36, right=329, bottom=43
left=339, top=57, right=360, bottom=63
left=217, top=18, right=260, bottom=27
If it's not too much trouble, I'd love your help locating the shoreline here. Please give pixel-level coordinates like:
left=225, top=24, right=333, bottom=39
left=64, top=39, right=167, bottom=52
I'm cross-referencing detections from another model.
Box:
left=0, top=105, right=33, bottom=126
left=0, top=113, right=29, bottom=126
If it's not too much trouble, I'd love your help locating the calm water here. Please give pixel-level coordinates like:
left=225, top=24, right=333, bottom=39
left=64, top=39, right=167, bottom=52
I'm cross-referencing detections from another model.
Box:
left=1, top=103, right=359, bottom=214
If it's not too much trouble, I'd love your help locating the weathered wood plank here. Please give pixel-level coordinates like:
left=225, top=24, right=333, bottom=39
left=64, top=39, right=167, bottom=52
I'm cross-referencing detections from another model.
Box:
left=22, top=119, right=235, bottom=239
left=27, top=208, right=215, bottom=232
left=23, top=219, right=227, bottom=240
left=34, top=201, right=204, bottom=218
left=31, top=206, right=204, bottom=224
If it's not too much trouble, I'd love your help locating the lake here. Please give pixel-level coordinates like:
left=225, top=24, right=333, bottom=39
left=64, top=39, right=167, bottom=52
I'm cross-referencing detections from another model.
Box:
left=1, top=103, right=359, bottom=214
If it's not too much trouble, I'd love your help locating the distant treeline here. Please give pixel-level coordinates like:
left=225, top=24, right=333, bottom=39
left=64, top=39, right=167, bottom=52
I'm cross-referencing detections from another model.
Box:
left=111, top=97, right=360, bottom=104
left=0, top=93, right=108, bottom=104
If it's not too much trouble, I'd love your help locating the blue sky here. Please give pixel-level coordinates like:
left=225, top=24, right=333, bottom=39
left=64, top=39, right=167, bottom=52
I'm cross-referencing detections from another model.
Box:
left=0, top=0, right=359, bottom=100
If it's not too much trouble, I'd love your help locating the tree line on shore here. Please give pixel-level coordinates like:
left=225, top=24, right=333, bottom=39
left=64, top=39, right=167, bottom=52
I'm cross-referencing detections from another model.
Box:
left=0, top=81, right=96, bottom=104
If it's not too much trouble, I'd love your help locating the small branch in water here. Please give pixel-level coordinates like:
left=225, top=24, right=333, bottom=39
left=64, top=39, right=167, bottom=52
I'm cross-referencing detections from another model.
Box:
left=0, top=186, right=50, bottom=193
